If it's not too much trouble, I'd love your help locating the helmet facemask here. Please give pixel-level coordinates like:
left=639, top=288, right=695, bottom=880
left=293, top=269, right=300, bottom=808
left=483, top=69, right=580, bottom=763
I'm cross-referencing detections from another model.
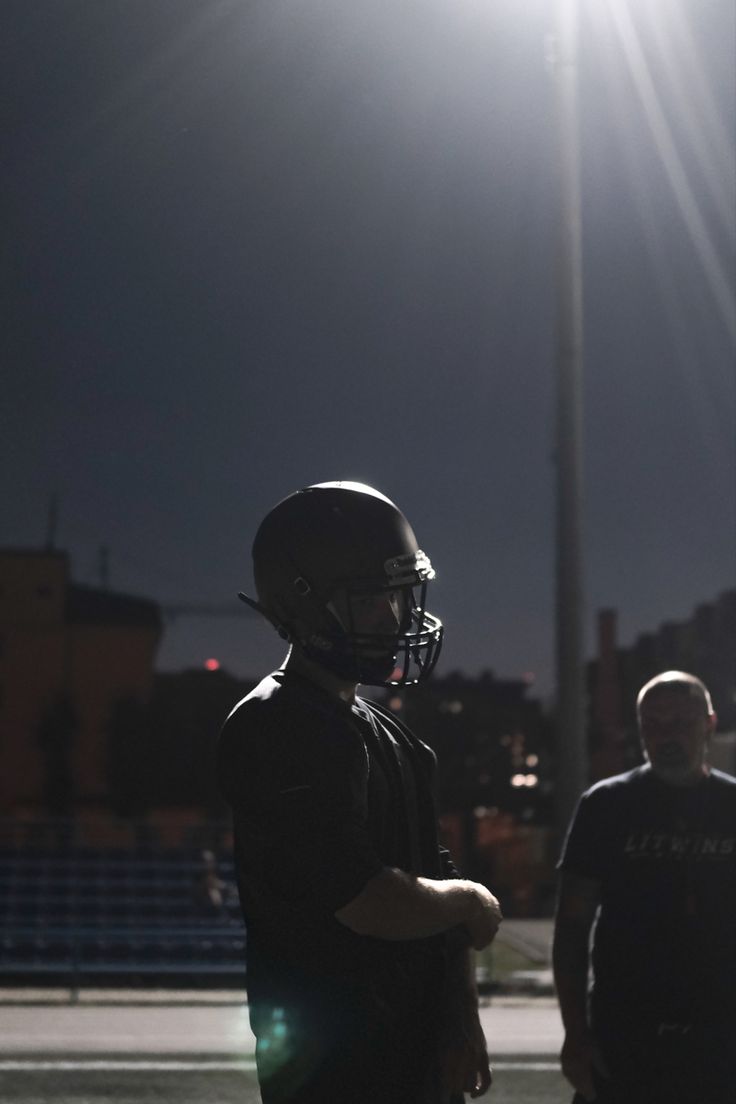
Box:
left=305, top=578, right=442, bottom=686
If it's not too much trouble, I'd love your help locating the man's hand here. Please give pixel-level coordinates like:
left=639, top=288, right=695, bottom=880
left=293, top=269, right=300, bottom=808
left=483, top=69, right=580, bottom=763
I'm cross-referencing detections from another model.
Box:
left=464, top=885, right=503, bottom=950
left=335, top=870, right=502, bottom=944
left=560, top=1028, right=609, bottom=1102
left=439, top=997, right=492, bottom=1100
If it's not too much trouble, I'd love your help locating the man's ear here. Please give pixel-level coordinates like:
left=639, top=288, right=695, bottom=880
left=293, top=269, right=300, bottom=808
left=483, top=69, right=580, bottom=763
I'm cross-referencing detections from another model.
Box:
left=706, top=712, right=718, bottom=737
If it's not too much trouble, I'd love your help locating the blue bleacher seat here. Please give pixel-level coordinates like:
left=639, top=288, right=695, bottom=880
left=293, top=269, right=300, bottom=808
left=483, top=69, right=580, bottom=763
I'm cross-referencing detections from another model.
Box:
left=0, top=825, right=245, bottom=986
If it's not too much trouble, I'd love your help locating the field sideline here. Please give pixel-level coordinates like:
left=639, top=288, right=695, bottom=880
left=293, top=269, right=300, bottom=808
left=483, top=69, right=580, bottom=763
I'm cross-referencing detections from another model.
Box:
left=0, top=1055, right=570, bottom=1104
left=0, top=994, right=569, bottom=1102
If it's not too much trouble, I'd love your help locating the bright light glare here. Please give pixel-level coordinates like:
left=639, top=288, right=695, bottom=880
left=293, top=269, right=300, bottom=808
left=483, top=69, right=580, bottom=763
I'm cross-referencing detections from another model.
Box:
left=604, top=0, right=736, bottom=343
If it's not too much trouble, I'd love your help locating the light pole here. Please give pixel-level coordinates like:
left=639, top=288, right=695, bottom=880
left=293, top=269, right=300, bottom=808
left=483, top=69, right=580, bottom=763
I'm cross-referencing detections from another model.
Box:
left=553, top=0, right=587, bottom=842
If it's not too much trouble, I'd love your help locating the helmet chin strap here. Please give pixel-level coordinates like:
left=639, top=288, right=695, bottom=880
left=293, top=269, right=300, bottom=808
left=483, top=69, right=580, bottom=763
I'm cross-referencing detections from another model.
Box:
left=303, top=646, right=396, bottom=686
left=237, top=591, right=291, bottom=641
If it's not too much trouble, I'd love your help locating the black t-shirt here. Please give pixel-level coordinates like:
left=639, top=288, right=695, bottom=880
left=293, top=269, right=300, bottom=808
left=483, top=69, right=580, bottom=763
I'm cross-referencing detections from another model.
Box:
left=559, top=765, right=736, bottom=1025
left=217, top=669, right=458, bottom=1101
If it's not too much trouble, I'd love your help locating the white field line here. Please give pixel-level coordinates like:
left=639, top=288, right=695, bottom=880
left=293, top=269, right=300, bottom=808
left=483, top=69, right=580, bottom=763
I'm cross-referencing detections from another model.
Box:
left=0, top=1058, right=560, bottom=1073
left=0, top=1060, right=257, bottom=1072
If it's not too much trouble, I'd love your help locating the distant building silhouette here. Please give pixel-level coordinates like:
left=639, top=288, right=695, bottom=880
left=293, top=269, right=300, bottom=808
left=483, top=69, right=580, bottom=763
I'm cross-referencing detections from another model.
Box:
left=588, top=590, right=736, bottom=779
left=0, top=549, right=162, bottom=813
left=391, top=670, right=549, bottom=817
left=391, top=670, right=555, bottom=914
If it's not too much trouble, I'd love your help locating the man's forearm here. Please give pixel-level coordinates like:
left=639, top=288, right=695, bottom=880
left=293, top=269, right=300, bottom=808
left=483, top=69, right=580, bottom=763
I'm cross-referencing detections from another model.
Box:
left=552, top=921, right=592, bottom=1036
left=445, top=938, right=478, bottom=997
left=335, top=867, right=488, bottom=941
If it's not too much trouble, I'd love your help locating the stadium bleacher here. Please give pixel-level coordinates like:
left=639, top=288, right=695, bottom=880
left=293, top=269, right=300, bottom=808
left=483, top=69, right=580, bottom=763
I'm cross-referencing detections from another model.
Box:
left=0, top=820, right=246, bottom=986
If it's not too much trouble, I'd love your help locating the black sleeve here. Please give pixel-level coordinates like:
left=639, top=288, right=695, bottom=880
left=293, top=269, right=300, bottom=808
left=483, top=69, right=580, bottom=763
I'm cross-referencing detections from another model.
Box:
left=220, top=710, right=384, bottom=915
left=557, top=787, right=610, bottom=881
left=366, top=699, right=458, bottom=880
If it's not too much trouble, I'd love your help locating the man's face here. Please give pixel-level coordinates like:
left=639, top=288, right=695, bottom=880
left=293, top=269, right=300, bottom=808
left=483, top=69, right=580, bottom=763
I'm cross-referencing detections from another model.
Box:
left=330, top=588, right=410, bottom=637
left=638, top=689, right=714, bottom=785
left=326, top=587, right=412, bottom=680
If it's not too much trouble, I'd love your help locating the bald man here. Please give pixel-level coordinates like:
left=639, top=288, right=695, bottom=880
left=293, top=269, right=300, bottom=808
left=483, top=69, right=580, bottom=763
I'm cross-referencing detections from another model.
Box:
left=553, top=671, right=736, bottom=1104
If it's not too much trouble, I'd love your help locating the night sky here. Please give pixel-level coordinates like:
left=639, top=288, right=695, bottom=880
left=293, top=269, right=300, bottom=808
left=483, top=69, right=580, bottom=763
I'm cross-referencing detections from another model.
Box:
left=3, top=0, right=734, bottom=695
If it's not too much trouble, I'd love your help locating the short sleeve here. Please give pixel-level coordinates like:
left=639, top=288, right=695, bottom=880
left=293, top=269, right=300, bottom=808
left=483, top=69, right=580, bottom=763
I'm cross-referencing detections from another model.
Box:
left=220, top=708, right=384, bottom=915
left=557, top=787, right=610, bottom=881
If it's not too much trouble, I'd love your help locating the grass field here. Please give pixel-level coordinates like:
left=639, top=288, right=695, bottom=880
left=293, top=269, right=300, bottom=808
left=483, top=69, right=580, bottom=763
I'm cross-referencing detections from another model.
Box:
left=0, top=1055, right=570, bottom=1104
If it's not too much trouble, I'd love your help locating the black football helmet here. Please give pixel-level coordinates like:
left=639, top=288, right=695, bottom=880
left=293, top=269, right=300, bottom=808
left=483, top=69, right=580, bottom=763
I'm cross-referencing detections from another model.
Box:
left=239, top=481, right=443, bottom=686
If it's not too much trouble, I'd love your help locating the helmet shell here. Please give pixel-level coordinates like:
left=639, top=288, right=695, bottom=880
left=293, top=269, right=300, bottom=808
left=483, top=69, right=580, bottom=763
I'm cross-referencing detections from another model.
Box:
left=249, top=481, right=442, bottom=685
left=255, top=481, right=424, bottom=601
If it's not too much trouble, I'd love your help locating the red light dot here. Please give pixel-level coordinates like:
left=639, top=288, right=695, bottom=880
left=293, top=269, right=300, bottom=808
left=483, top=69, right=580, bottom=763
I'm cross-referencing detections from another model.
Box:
left=204, top=658, right=220, bottom=671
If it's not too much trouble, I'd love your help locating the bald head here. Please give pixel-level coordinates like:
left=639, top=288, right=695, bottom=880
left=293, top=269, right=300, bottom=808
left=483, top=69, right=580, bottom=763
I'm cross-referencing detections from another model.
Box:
left=637, top=670, right=714, bottom=719
left=637, top=671, right=716, bottom=786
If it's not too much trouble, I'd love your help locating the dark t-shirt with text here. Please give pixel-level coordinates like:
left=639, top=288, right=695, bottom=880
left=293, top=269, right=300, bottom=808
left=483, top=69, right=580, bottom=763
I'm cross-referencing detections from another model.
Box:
left=559, top=764, right=736, bottom=1026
